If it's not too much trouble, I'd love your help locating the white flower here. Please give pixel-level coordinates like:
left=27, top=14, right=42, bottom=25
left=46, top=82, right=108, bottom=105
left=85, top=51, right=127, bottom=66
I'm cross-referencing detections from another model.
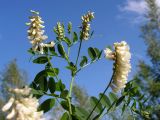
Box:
left=6, top=108, right=16, bottom=119
left=2, top=86, right=44, bottom=120
left=27, top=10, right=55, bottom=54
left=27, top=12, right=47, bottom=51
left=104, top=48, right=115, bottom=60
left=2, top=97, right=15, bottom=112
left=104, top=41, right=131, bottom=92
left=81, top=11, right=94, bottom=40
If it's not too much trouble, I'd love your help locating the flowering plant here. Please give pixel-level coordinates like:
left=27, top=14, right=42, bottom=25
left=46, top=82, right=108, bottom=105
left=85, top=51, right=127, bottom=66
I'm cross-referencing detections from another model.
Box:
left=2, top=10, right=151, bottom=120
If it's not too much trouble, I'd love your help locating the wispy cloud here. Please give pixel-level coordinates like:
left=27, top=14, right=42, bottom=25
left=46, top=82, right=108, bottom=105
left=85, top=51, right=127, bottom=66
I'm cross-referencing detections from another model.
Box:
left=119, top=0, right=160, bottom=24
left=121, top=0, right=148, bottom=15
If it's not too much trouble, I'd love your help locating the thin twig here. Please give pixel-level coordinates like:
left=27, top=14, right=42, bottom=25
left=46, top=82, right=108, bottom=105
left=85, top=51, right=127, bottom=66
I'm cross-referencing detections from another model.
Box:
left=86, top=71, right=115, bottom=120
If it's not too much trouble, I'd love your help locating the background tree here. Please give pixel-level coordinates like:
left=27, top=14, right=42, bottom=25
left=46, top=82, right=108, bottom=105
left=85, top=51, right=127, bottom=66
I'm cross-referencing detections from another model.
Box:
left=0, top=59, right=27, bottom=119
left=133, top=0, right=160, bottom=119
left=72, top=83, right=89, bottom=108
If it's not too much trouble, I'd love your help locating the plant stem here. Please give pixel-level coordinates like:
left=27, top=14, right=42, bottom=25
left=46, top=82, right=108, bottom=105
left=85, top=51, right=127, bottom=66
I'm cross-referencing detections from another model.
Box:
left=68, top=39, right=83, bottom=115
left=68, top=47, right=70, bottom=57
left=69, top=76, right=75, bottom=97
left=86, top=71, right=115, bottom=120
left=67, top=76, right=75, bottom=115
left=75, top=39, right=83, bottom=66
left=75, top=57, right=102, bottom=75
left=47, top=57, right=59, bottom=81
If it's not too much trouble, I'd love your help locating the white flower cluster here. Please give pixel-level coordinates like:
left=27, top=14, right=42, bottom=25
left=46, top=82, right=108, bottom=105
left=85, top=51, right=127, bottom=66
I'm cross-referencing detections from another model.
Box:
left=2, top=86, right=44, bottom=120
left=81, top=11, right=94, bottom=40
left=54, top=22, right=65, bottom=40
left=104, top=41, right=131, bottom=92
left=26, top=10, right=55, bottom=54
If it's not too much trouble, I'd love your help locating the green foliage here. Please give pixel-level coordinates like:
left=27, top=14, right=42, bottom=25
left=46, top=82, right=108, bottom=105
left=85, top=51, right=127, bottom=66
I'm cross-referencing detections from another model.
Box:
left=38, top=98, right=55, bottom=113
left=61, top=112, right=70, bottom=120
left=132, top=0, right=160, bottom=119
left=33, top=56, right=49, bottom=64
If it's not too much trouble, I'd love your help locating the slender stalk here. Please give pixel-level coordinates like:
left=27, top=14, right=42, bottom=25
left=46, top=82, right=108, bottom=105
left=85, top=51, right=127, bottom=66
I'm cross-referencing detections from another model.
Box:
left=47, top=57, right=59, bottom=81
left=75, top=39, right=83, bottom=66
left=86, top=71, right=115, bottom=120
left=75, top=57, right=102, bottom=75
left=68, top=39, right=83, bottom=115
left=69, top=76, right=75, bottom=97
left=68, top=47, right=70, bottom=57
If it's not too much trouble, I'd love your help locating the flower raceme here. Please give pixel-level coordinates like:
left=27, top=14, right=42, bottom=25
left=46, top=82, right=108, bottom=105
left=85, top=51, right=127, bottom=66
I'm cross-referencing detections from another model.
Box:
left=80, top=11, right=94, bottom=40
left=104, top=41, right=131, bottom=92
left=26, top=10, right=55, bottom=54
left=54, top=22, right=65, bottom=40
left=2, top=86, right=44, bottom=120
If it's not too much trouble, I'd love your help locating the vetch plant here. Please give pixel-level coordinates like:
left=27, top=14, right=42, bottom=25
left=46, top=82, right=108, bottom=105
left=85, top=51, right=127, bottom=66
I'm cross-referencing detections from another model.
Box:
left=2, top=10, right=151, bottom=120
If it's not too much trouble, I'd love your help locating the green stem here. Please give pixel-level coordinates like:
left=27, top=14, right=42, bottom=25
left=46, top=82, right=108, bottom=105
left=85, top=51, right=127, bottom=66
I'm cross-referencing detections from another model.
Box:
left=75, top=39, right=83, bottom=66
left=67, top=39, right=83, bottom=115
left=67, top=76, right=75, bottom=115
left=86, top=71, right=115, bottom=120
left=75, top=57, right=102, bottom=75
left=68, top=47, right=70, bottom=57
left=69, top=76, right=75, bottom=97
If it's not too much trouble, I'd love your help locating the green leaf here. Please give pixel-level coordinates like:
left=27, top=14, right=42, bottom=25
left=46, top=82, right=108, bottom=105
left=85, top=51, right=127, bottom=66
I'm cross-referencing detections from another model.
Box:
left=129, top=87, right=139, bottom=96
left=56, top=80, right=65, bottom=91
left=99, top=93, right=111, bottom=108
left=66, top=62, right=77, bottom=76
left=30, top=81, right=37, bottom=89
left=75, top=107, right=89, bottom=119
left=43, top=47, right=48, bottom=54
left=57, top=44, right=66, bottom=57
left=90, top=96, right=103, bottom=113
left=94, top=48, right=100, bottom=57
left=34, top=68, right=59, bottom=84
left=47, top=68, right=59, bottom=76
left=64, top=37, right=72, bottom=46
left=88, top=47, right=97, bottom=60
left=38, top=98, right=55, bottom=113
left=122, top=104, right=126, bottom=115
left=60, top=100, right=69, bottom=111
left=73, top=32, right=78, bottom=43
left=33, top=56, right=49, bottom=64
left=61, top=101, right=75, bottom=112
left=39, top=76, right=48, bottom=92
left=48, top=77, right=56, bottom=93
left=31, top=89, right=44, bottom=96
left=116, top=96, right=125, bottom=106
left=107, top=101, right=116, bottom=113
left=28, top=48, right=35, bottom=55
left=60, top=112, right=70, bottom=120
left=49, top=46, right=58, bottom=56
left=93, top=107, right=105, bottom=120
left=131, top=100, right=137, bottom=109
left=109, top=92, right=118, bottom=102
left=60, top=90, right=69, bottom=99
left=80, top=56, right=88, bottom=67
left=94, top=48, right=103, bottom=59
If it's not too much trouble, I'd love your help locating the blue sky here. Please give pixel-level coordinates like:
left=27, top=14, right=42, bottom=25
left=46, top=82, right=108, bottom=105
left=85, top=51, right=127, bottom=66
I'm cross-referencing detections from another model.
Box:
left=0, top=0, right=150, bottom=96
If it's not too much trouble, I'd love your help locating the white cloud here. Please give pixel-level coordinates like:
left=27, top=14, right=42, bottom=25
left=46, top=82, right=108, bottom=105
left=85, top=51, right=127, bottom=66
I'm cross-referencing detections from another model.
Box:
left=121, top=0, right=160, bottom=14
left=119, top=0, right=160, bottom=24
left=122, top=0, right=148, bottom=15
